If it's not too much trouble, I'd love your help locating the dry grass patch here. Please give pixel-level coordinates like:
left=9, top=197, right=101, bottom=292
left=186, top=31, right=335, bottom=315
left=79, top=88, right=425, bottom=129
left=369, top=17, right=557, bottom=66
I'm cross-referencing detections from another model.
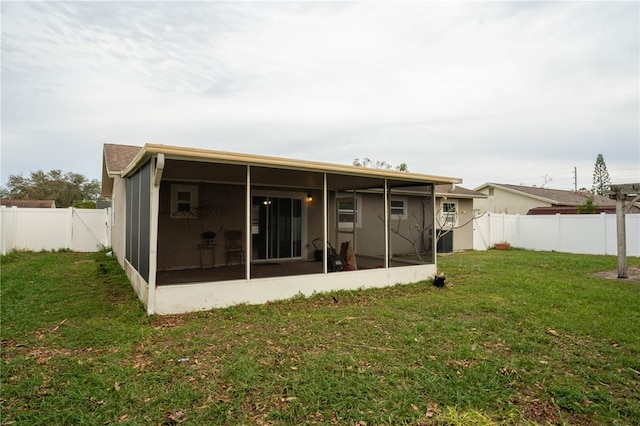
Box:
left=2, top=249, right=639, bottom=425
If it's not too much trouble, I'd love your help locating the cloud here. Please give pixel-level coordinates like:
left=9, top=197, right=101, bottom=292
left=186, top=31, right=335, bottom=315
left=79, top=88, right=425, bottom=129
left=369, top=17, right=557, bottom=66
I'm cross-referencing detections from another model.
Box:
left=1, top=1, right=638, bottom=191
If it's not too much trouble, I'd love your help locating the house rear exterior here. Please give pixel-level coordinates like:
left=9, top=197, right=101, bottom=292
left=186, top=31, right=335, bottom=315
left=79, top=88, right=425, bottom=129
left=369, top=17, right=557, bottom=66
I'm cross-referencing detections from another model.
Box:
left=434, top=184, right=486, bottom=252
left=101, top=143, right=461, bottom=315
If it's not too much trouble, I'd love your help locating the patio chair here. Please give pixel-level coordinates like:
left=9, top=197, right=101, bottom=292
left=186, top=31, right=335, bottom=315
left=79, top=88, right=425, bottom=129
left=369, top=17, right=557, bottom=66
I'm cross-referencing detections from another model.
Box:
left=224, top=229, right=244, bottom=266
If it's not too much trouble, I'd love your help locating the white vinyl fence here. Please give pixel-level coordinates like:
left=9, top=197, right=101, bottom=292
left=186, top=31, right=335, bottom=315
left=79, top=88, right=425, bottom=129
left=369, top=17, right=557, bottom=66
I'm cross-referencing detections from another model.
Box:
left=2, top=207, right=638, bottom=257
left=0, top=206, right=111, bottom=255
left=474, top=212, right=640, bottom=256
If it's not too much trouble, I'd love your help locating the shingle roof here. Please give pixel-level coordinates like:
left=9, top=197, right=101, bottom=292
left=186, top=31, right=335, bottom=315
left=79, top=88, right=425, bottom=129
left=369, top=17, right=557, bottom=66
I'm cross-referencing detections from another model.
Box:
left=483, top=183, right=615, bottom=206
left=103, top=144, right=142, bottom=174
left=101, top=144, right=143, bottom=197
left=1, top=199, right=56, bottom=208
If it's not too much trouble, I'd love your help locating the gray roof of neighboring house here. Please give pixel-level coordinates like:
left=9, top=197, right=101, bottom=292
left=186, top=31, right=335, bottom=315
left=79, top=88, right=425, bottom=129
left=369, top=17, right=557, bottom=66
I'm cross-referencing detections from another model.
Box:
left=475, top=183, right=615, bottom=206
left=1, top=199, right=56, bottom=208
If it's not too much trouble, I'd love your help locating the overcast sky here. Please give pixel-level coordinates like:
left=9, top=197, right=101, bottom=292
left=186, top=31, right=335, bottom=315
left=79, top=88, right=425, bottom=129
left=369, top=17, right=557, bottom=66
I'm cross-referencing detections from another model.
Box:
left=2, top=1, right=638, bottom=192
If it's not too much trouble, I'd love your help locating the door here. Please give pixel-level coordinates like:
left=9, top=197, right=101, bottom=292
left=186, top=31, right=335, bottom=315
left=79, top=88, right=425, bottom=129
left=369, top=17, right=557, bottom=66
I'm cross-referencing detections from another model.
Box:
left=252, top=196, right=302, bottom=261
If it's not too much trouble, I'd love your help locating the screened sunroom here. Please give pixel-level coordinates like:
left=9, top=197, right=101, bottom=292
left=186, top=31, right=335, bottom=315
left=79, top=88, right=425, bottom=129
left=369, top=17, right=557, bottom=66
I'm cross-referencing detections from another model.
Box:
left=102, top=143, right=461, bottom=314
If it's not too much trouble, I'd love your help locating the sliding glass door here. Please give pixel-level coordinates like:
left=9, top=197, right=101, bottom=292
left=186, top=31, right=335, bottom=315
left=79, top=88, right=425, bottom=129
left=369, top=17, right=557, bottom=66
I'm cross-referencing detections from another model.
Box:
left=252, top=196, right=302, bottom=261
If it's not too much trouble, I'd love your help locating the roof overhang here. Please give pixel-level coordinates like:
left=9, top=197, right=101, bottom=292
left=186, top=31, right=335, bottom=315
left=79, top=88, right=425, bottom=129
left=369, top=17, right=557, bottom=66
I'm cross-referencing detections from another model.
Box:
left=101, top=163, right=113, bottom=198
left=434, top=192, right=487, bottom=199
left=121, top=143, right=462, bottom=190
left=101, top=152, right=116, bottom=197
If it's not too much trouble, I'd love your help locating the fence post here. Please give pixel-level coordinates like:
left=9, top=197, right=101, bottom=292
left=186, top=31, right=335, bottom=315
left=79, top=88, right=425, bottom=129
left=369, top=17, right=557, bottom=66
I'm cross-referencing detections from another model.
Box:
left=0, top=206, right=5, bottom=255
left=601, top=212, right=608, bottom=255
left=8, top=206, right=18, bottom=252
left=488, top=213, right=493, bottom=245
left=487, top=213, right=491, bottom=249
left=106, top=207, right=112, bottom=249
left=67, top=207, right=74, bottom=251
left=556, top=214, right=562, bottom=252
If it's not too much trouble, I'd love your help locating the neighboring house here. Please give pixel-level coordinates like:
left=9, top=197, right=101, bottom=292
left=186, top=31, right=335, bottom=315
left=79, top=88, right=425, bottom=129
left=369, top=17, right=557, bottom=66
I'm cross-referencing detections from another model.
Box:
left=473, top=183, right=623, bottom=215
left=434, top=184, right=487, bottom=252
left=0, top=199, right=56, bottom=208
left=101, top=143, right=461, bottom=315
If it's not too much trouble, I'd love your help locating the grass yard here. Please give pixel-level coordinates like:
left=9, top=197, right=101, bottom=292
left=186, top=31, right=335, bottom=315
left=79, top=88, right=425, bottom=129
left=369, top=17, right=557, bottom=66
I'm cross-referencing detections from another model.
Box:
left=1, top=249, right=639, bottom=425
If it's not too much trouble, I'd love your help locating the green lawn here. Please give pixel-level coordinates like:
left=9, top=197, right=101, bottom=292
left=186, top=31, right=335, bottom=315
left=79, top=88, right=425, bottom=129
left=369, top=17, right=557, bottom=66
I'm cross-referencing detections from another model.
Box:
left=1, top=249, right=639, bottom=425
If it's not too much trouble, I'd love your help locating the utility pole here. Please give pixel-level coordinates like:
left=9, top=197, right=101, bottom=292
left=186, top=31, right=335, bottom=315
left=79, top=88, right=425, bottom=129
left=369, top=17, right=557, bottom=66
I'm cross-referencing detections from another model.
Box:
left=573, top=166, right=577, bottom=192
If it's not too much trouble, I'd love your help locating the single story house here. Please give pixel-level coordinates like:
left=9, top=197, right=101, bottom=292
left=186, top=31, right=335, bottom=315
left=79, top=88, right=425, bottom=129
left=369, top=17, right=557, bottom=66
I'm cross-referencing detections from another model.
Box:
left=0, top=199, right=56, bottom=208
left=102, top=143, right=462, bottom=315
left=473, top=183, right=622, bottom=215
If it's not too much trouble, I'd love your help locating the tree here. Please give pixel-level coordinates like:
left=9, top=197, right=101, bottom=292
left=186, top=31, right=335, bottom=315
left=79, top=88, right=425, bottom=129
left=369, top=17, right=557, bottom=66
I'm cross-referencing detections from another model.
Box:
left=353, top=158, right=409, bottom=172
left=592, top=154, right=611, bottom=196
left=72, top=199, right=97, bottom=209
left=1, top=170, right=100, bottom=208
left=378, top=196, right=484, bottom=262
left=577, top=197, right=596, bottom=214
left=396, top=163, right=409, bottom=172
left=353, top=158, right=392, bottom=169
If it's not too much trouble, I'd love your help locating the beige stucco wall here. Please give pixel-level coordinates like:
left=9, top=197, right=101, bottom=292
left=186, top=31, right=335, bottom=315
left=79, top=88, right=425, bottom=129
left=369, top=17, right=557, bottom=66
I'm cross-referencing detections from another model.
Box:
left=110, top=176, right=127, bottom=266
left=340, top=193, right=386, bottom=257
left=339, top=193, right=434, bottom=261
left=389, top=196, right=433, bottom=257
left=435, top=197, right=475, bottom=251
left=157, top=181, right=246, bottom=270
left=475, top=187, right=552, bottom=215
left=156, top=183, right=327, bottom=269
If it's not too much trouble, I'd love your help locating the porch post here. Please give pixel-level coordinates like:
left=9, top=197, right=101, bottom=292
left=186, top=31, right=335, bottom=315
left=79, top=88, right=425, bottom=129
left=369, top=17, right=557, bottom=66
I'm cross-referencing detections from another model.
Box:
left=246, top=166, right=252, bottom=281
left=352, top=190, right=357, bottom=252
left=148, top=153, right=164, bottom=315
left=432, top=187, right=437, bottom=257
left=323, top=173, right=328, bottom=274
left=384, top=179, right=389, bottom=268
